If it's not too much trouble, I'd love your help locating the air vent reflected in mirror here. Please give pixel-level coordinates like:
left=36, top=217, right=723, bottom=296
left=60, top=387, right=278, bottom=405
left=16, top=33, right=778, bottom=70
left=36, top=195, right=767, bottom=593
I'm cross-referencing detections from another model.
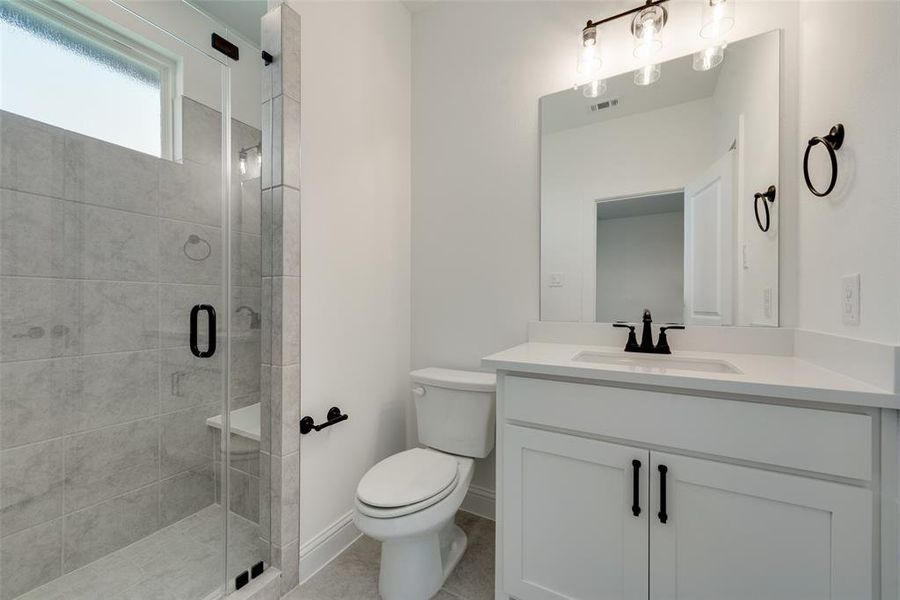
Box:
left=589, top=98, right=619, bottom=112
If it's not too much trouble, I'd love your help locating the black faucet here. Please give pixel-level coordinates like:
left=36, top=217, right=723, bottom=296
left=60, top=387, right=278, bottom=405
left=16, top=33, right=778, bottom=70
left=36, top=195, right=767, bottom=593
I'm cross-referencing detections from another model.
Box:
left=613, top=309, right=684, bottom=354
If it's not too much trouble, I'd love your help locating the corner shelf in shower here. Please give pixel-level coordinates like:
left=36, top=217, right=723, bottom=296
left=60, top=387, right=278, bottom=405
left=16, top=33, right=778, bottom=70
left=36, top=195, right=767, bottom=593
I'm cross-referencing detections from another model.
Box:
left=206, top=402, right=260, bottom=442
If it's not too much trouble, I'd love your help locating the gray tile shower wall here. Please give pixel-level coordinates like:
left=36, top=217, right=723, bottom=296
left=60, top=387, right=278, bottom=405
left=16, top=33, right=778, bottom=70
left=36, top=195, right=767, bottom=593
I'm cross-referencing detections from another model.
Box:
left=0, top=98, right=263, bottom=600
left=260, top=3, right=302, bottom=595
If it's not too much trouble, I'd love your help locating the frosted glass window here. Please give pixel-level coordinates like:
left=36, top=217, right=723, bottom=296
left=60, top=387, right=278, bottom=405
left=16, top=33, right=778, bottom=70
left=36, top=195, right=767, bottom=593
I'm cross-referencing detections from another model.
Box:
left=0, top=1, right=171, bottom=157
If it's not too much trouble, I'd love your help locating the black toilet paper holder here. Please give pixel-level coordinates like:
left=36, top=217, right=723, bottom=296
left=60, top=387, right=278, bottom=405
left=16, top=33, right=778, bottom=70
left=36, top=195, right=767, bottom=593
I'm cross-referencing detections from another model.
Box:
left=300, top=406, right=349, bottom=434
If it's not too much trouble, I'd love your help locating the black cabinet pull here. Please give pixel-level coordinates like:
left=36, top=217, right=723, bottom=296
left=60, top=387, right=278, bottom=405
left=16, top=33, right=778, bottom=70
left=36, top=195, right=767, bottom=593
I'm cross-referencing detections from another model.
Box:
left=631, top=459, right=642, bottom=517
left=190, top=304, right=216, bottom=358
left=657, top=464, right=668, bottom=524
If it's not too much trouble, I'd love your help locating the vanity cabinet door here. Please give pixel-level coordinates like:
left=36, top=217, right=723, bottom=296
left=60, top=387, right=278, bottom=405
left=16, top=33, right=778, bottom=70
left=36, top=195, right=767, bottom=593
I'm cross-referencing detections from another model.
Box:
left=648, top=452, right=873, bottom=600
left=502, top=425, right=649, bottom=600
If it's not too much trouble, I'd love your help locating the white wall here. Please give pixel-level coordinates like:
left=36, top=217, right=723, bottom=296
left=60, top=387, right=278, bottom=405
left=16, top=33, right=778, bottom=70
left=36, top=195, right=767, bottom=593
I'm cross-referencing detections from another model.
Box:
left=412, top=0, right=900, bottom=499
left=596, top=209, right=685, bottom=324
left=796, top=1, right=900, bottom=343
left=288, top=0, right=412, bottom=550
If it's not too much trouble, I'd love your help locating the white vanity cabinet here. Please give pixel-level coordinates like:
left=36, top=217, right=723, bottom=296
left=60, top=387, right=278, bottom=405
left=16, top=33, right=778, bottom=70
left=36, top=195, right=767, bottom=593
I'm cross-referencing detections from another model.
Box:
left=648, top=452, right=871, bottom=600
left=503, top=426, right=649, bottom=600
left=496, top=374, right=879, bottom=600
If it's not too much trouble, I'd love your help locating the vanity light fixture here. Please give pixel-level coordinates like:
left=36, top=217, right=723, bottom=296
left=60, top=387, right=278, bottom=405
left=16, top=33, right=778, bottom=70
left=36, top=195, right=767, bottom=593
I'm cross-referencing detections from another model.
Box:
left=634, top=63, right=661, bottom=86
left=631, top=4, right=667, bottom=59
left=582, top=78, right=608, bottom=98
left=577, top=22, right=602, bottom=77
left=578, top=0, right=670, bottom=91
left=700, top=0, right=735, bottom=39
left=693, top=42, right=726, bottom=71
left=239, top=144, right=262, bottom=178
left=576, top=0, right=735, bottom=90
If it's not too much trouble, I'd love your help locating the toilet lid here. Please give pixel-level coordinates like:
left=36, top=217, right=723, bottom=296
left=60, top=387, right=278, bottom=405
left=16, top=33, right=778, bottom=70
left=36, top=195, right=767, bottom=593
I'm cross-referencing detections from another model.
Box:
left=356, top=448, right=458, bottom=508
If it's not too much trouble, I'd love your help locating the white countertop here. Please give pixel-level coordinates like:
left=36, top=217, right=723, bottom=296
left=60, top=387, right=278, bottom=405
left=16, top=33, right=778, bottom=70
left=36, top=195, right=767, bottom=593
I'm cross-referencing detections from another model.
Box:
left=482, top=342, right=900, bottom=409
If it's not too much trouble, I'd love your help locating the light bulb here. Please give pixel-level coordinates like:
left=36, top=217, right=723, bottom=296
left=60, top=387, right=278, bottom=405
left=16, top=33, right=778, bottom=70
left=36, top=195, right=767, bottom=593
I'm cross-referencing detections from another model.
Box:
left=577, top=24, right=602, bottom=76
left=239, top=155, right=247, bottom=176
left=632, top=5, right=666, bottom=58
left=693, top=43, right=726, bottom=71
left=634, top=63, right=661, bottom=86
left=582, top=79, right=607, bottom=98
left=700, top=0, right=735, bottom=39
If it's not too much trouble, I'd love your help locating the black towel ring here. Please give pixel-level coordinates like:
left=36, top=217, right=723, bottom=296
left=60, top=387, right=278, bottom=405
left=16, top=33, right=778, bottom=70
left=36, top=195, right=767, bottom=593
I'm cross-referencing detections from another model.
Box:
left=803, top=123, right=844, bottom=197
left=754, top=185, right=776, bottom=232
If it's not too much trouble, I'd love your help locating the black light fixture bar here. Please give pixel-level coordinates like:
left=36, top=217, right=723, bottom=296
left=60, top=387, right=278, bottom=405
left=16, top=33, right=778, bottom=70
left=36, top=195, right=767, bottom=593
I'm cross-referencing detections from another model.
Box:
left=584, top=0, right=670, bottom=31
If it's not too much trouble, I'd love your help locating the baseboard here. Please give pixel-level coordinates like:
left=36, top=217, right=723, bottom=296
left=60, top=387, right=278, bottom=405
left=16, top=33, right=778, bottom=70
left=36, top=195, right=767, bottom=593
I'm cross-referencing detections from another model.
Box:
left=461, top=484, right=496, bottom=521
left=298, top=511, right=361, bottom=585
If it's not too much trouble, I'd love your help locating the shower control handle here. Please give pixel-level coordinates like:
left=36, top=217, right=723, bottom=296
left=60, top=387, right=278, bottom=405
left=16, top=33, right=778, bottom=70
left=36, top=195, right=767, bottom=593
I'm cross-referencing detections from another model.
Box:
left=190, top=304, right=216, bottom=358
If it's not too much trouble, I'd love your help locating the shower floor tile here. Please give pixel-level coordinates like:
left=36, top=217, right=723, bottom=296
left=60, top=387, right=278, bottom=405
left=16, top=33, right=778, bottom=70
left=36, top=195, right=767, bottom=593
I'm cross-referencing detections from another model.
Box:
left=289, top=510, right=494, bottom=600
left=14, top=506, right=265, bottom=600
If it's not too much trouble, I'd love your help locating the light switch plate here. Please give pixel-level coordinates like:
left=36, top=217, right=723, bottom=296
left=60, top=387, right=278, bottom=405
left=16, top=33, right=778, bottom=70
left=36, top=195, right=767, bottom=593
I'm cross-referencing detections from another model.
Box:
left=841, top=273, right=860, bottom=325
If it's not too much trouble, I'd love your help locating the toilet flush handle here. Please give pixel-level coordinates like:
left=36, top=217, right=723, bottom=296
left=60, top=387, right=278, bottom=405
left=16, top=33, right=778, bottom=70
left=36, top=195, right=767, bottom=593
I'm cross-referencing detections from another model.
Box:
left=411, top=386, right=426, bottom=397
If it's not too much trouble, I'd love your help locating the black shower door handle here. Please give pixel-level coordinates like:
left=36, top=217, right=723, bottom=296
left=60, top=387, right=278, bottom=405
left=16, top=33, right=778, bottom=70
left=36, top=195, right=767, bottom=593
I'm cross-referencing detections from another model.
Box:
left=190, top=304, right=216, bottom=358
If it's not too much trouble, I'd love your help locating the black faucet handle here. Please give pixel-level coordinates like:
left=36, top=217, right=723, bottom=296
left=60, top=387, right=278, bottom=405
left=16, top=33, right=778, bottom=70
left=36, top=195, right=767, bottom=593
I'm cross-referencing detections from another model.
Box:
left=613, top=322, right=635, bottom=329
left=612, top=323, right=640, bottom=352
left=655, top=325, right=684, bottom=355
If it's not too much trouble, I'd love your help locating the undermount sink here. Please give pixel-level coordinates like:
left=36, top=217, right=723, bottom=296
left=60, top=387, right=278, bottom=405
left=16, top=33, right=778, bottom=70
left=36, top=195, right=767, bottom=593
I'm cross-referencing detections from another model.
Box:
left=572, top=351, right=742, bottom=374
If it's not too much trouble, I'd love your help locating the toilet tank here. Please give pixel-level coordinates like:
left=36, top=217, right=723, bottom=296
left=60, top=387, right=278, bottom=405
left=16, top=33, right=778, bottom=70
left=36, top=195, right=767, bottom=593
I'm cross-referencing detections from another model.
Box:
left=410, top=368, right=496, bottom=459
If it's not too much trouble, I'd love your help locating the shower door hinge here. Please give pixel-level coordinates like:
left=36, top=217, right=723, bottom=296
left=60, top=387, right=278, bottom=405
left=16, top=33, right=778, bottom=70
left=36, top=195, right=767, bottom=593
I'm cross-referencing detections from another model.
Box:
left=235, top=570, right=249, bottom=590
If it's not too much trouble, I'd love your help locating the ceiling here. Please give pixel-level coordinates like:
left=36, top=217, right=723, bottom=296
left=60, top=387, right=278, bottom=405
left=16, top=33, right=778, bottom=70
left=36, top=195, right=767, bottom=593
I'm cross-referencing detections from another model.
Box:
left=187, top=0, right=266, bottom=47
left=541, top=52, right=722, bottom=135
left=596, top=191, right=684, bottom=220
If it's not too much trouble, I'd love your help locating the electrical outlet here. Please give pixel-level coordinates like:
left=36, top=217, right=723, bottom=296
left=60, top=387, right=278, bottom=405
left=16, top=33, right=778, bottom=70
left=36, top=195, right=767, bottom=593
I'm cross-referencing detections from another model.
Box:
left=841, top=273, right=860, bottom=325
left=548, top=273, right=564, bottom=288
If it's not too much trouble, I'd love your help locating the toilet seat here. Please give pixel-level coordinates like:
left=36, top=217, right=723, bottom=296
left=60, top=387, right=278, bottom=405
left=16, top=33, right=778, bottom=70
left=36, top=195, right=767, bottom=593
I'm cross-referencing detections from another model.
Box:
left=356, top=448, right=460, bottom=518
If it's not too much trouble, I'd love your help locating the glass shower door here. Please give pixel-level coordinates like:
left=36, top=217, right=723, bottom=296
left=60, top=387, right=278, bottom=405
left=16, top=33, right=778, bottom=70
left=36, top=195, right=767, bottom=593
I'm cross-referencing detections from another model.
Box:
left=0, top=1, right=242, bottom=597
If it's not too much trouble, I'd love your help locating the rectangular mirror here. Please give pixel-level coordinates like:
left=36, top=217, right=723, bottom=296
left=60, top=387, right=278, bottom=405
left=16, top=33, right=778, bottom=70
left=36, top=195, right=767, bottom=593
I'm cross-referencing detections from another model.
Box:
left=540, top=30, right=780, bottom=326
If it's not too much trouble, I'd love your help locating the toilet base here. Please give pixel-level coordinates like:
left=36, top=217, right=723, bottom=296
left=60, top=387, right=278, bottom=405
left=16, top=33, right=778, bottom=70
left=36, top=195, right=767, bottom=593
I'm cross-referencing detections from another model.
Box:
left=378, top=519, right=468, bottom=600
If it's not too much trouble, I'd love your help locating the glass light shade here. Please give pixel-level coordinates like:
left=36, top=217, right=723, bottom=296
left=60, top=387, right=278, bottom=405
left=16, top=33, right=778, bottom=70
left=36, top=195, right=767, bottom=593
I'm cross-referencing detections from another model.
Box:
left=582, top=79, right=607, bottom=98
left=634, top=63, right=661, bottom=86
left=631, top=5, right=666, bottom=58
left=700, top=0, right=735, bottom=39
left=693, top=43, right=726, bottom=71
left=577, top=26, right=602, bottom=76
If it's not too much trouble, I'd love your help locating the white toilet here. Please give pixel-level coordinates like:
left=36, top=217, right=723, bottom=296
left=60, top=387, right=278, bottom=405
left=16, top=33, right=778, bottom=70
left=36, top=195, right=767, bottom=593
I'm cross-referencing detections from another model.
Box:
left=353, top=368, right=497, bottom=600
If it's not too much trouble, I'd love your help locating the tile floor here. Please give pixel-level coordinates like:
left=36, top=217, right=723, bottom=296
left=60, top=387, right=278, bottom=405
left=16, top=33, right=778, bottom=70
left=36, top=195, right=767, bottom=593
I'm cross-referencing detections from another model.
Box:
left=289, top=511, right=494, bottom=600
left=13, top=506, right=266, bottom=600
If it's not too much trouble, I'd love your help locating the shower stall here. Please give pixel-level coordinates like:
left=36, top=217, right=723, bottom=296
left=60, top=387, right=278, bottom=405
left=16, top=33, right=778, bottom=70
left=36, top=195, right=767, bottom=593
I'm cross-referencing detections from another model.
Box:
left=0, top=0, right=276, bottom=597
